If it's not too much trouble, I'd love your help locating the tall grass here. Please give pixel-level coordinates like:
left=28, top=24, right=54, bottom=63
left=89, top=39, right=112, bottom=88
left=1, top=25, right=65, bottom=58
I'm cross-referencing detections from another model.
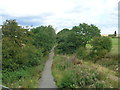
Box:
left=52, top=55, right=118, bottom=88
left=52, top=55, right=119, bottom=88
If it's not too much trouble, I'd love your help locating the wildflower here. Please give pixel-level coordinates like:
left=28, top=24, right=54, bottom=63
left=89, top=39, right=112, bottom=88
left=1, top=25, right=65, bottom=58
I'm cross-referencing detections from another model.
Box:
left=18, top=86, right=22, bottom=88
left=116, top=68, right=118, bottom=71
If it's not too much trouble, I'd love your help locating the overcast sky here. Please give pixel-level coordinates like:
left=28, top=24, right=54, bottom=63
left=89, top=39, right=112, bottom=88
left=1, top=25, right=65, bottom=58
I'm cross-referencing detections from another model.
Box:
left=0, top=0, right=119, bottom=34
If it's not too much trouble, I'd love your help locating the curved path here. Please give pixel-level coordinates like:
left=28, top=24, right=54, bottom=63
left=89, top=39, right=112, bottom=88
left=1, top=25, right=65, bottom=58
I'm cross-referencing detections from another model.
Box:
left=38, top=47, right=57, bottom=88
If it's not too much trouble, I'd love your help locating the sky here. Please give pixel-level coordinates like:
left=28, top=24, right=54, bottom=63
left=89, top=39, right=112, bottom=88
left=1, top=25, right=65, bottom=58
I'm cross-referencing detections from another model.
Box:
left=0, top=0, right=119, bottom=34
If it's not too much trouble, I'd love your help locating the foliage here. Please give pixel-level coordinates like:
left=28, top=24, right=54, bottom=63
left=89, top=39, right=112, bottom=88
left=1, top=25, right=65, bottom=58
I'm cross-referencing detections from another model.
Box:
left=52, top=55, right=107, bottom=88
left=2, top=20, right=56, bottom=88
left=90, top=36, right=112, bottom=60
left=56, top=31, right=83, bottom=54
left=76, top=47, right=87, bottom=59
left=72, top=23, right=101, bottom=46
left=31, top=25, right=56, bottom=55
left=93, top=38, right=119, bottom=72
left=2, top=56, right=47, bottom=88
left=2, top=20, right=40, bottom=72
left=56, top=23, right=101, bottom=54
left=2, top=20, right=56, bottom=72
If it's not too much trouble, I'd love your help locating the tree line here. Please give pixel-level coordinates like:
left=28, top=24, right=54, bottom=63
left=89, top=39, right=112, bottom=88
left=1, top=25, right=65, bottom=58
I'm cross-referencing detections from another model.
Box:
left=55, top=23, right=112, bottom=61
left=2, top=20, right=56, bottom=72
left=2, top=20, right=112, bottom=71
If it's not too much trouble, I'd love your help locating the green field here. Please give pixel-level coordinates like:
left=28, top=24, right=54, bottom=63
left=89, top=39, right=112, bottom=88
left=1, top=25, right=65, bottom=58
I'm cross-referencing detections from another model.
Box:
left=110, top=38, right=119, bottom=55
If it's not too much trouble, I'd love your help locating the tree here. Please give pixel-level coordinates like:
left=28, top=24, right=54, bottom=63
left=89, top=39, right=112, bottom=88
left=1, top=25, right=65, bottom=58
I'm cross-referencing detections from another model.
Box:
left=56, top=28, right=70, bottom=43
left=114, top=31, right=117, bottom=36
left=2, top=20, right=42, bottom=71
left=56, top=23, right=101, bottom=54
left=57, top=31, right=83, bottom=54
left=31, top=25, right=56, bottom=55
left=71, top=23, right=101, bottom=47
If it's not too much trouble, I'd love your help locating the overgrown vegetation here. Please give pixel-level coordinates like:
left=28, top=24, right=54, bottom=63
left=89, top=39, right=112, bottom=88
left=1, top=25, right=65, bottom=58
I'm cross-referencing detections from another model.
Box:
left=2, top=20, right=56, bottom=88
left=55, top=23, right=113, bottom=62
left=53, top=23, right=119, bottom=88
left=52, top=55, right=118, bottom=88
left=95, top=38, right=119, bottom=72
left=89, top=36, right=112, bottom=62
left=2, top=20, right=119, bottom=88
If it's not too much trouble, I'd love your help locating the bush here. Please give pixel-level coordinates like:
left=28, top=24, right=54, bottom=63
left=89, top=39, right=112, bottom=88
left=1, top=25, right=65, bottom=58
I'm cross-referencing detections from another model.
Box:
left=76, top=47, right=87, bottom=59
left=90, top=36, right=112, bottom=60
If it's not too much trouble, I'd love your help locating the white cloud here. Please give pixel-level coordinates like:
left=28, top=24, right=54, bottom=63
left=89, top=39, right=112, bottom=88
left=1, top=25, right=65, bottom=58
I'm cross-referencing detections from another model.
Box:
left=0, top=0, right=119, bottom=34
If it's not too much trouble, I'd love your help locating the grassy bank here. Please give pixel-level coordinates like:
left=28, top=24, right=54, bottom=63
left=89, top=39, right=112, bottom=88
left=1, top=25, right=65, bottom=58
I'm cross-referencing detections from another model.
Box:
left=2, top=56, right=48, bottom=88
left=52, top=55, right=118, bottom=88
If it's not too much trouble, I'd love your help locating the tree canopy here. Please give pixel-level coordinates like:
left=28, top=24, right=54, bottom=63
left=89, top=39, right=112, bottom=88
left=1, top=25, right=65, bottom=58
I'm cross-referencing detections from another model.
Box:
left=2, top=20, right=56, bottom=72
left=56, top=23, right=101, bottom=54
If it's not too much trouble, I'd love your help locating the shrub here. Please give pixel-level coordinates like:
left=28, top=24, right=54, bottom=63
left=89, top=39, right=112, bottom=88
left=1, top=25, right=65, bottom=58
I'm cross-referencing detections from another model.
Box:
left=90, top=36, right=112, bottom=60
left=76, top=47, right=87, bottom=59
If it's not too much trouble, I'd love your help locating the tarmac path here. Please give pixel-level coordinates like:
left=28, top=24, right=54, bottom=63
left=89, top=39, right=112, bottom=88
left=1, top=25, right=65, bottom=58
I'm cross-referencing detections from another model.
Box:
left=38, top=47, right=57, bottom=88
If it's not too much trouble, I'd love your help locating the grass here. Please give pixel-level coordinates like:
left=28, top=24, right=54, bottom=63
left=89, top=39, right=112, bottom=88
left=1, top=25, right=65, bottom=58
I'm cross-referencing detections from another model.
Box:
left=110, top=38, right=119, bottom=55
left=52, top=55, right=119, bottom=88
left=84, top=61, right=119, bottom=87
left=2, top=56, right=48, bottom=88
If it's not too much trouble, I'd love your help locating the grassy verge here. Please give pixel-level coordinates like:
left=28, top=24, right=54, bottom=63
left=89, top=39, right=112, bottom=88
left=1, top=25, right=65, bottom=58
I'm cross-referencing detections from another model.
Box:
left=52, top=55, right=119, bottom=88
left=2, top=56, right=48, bottom=88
